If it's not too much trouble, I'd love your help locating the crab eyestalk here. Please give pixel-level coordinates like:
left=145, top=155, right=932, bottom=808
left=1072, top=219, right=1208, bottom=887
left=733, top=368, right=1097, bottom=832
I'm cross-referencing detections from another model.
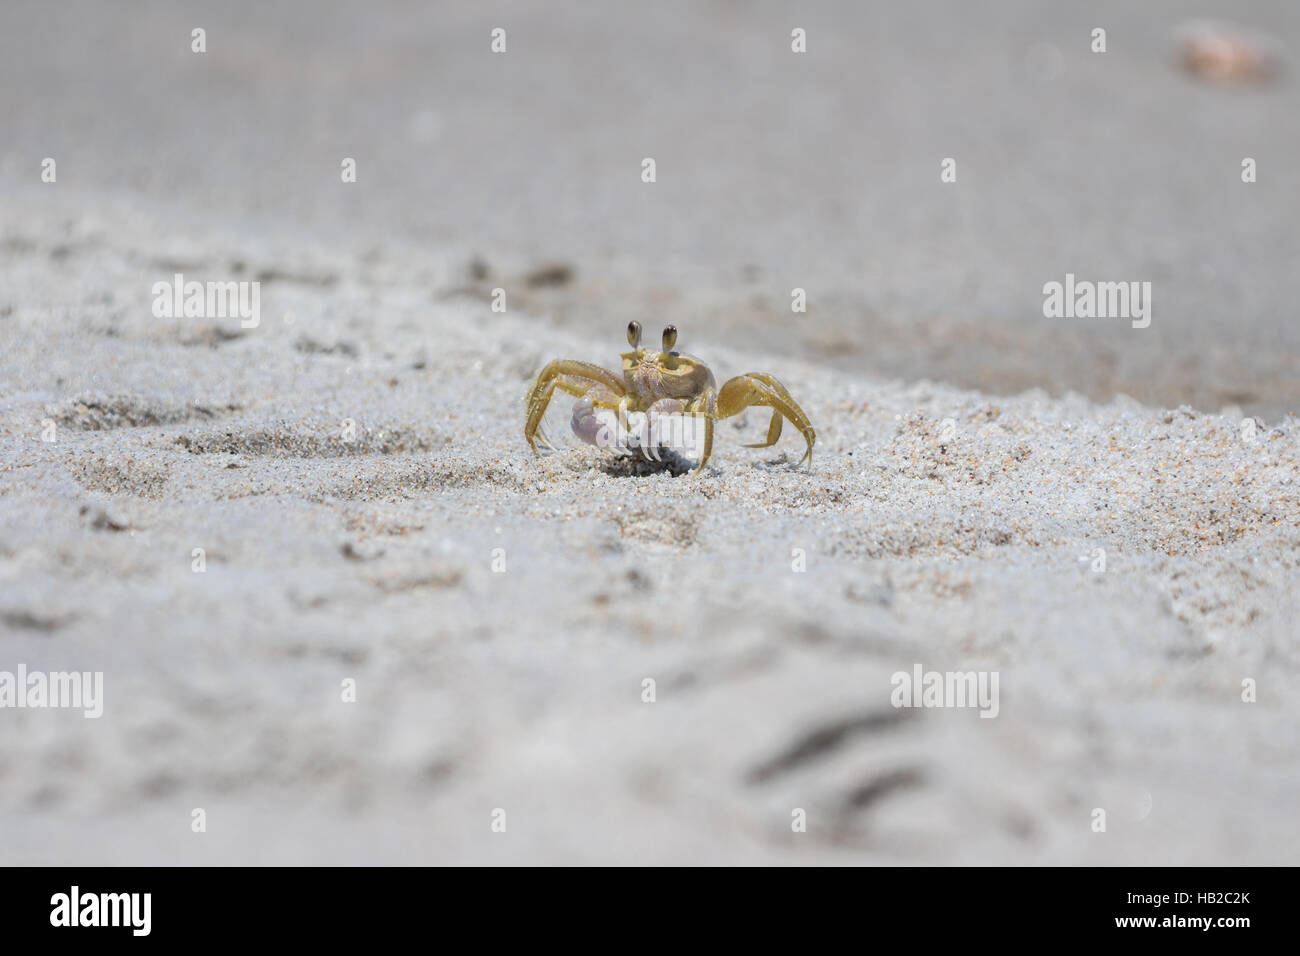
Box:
left=627, top=321, right=642, bottom=348
left=661, top=325, right=677, bottom=351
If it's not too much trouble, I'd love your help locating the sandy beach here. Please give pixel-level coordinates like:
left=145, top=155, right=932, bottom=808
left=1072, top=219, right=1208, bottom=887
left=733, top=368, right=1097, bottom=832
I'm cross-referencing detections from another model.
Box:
left=2, top=1, right=1298, bottom=865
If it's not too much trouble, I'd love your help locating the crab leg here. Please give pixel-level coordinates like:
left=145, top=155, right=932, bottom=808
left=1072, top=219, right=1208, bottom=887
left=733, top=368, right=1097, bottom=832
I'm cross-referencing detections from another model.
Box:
left=717, top=372, right=815, bottom=467
left=732, top=373, right=792, bottom=448
left=687, top=388, right=718, bottom=474
left=524, top=360, right=626, bottom=453
left=688, top=373, right=815, bottom=473
left=532, top=375, right=603, bottom=450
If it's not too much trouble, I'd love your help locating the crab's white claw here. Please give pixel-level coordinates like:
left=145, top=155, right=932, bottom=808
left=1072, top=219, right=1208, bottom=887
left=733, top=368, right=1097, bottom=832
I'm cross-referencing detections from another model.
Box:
left=571, top=397, right=669, bottom=458
left=571, top=395, right=610, bottom=448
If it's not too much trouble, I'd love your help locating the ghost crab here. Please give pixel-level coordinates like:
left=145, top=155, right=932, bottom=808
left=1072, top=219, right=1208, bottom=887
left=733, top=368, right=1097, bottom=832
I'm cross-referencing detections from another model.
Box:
left=524, top=322, right=816, bottom=474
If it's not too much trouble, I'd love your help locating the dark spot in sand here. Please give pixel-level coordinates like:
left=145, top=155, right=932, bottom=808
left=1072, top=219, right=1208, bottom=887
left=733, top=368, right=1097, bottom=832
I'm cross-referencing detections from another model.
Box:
left=295, top=336, right=359, bottom=358
left=180, top=325, right=246, bottom=348
left=524, top=262, right=574, bottom=288
left=1, top=609, right=74, bottom=632
left=626, top=568, right=654, bottom=592
left=369, top=565, right=463, bottom=593
left=747, top=709, right=911, bottom=784
left=85, top=507, right=133, bottom=532
left=341, top=541, right=385, bottom=562
left=52, top=394, right=237, bottom=431
left=840, top=767, right=927, bottom=811
left=601, top=449, right=694, bottom=478
left=254, top=268, right=338, bottom=287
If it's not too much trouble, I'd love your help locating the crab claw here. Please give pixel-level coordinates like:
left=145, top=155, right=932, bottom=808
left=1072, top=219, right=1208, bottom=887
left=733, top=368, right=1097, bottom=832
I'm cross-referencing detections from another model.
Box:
left=571, top=395, right=659, bottom=457
left=571, top=394, right=612, bottom=448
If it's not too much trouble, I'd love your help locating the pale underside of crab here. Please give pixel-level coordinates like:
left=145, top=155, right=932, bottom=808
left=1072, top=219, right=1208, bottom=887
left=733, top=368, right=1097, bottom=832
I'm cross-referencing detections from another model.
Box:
left=523, top=322, right=816, bottom=474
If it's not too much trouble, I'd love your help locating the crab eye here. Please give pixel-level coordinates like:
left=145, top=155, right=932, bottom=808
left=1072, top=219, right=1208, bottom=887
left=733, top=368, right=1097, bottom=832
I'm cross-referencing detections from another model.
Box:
left=662, top=325, right=678, bottom=351
left=627, top=321, right=642, bottom=347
